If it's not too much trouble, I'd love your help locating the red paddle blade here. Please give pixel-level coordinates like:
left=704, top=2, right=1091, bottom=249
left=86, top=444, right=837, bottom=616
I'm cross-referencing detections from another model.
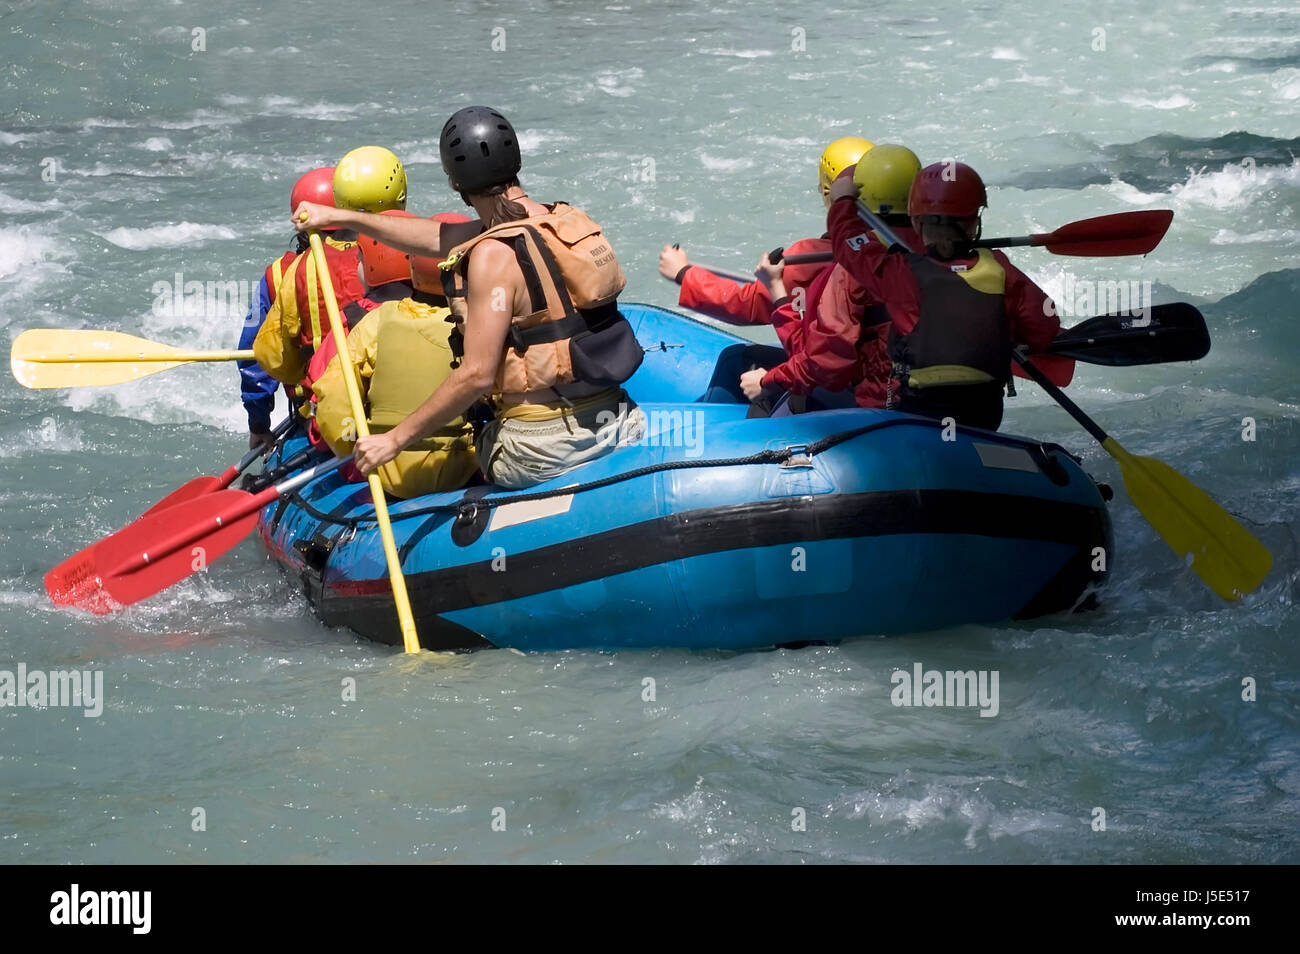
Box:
left=1038, top=210, right=1174, bottom=257
left=139, top=475, right=221, bottom=519
left=45, top=488, right=262, bottom=612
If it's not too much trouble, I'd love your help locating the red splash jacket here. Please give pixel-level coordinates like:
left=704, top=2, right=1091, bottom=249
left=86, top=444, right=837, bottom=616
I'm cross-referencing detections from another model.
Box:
left=677, top=237, right=831, bottom=352
left=824, top=198, right=1073, bottom=389
left=761, top=224, right=923, bottom=408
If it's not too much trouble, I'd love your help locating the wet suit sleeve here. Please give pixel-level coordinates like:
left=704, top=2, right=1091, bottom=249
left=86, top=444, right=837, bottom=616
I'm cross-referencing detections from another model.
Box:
left=237, top=273, right=278, bottom=433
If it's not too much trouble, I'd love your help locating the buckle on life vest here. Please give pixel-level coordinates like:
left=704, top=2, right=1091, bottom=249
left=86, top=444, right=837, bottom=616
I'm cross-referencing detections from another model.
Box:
left=439, top=252, right=460, bottom=271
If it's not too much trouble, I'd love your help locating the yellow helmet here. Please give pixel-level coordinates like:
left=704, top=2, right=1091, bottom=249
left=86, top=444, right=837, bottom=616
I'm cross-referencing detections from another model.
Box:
left=854, top=143, right=923, bottom=214
left=818, top=136, right=874, bottom=198
left=333, top=146, right=408, bottom=213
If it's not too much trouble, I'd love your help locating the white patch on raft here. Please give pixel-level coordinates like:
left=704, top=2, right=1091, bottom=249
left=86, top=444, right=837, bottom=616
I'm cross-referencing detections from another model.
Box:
left=489, top=491, right=576, bottom=532
left=974, top=444, right=1040, bottom=474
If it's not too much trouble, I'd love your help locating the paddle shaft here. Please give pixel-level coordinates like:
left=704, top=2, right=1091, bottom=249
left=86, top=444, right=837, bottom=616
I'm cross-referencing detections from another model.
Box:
left=307, top=232, right=422, bottom=654
left=22, top=349, right=253, bottom=364
left=219, top=415, right=299, bottom=488
left=693, top=263, right=756, bottom=284
left=113, top=456, right=349, bottom=576
left=1010, top=352, right=1108, bottom=443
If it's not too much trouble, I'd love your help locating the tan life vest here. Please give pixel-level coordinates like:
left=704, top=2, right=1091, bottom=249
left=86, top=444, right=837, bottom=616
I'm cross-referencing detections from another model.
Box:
left=312, top=298, right=477, bottom=498
left=439, top=202, right=642, bottom=397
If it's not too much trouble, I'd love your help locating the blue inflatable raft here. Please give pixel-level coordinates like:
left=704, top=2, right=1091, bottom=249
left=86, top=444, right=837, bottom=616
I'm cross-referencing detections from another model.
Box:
left=255, top=303, right=1112, bottom=651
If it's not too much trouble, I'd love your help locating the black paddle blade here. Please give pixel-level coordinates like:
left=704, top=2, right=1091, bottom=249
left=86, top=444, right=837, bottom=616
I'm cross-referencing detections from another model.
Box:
left=1048, top=303, right=1210, bottom=366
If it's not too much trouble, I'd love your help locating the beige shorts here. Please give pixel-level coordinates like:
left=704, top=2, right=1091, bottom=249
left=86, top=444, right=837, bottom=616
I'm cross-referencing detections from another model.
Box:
left=476, top=392, right=648, bottom=489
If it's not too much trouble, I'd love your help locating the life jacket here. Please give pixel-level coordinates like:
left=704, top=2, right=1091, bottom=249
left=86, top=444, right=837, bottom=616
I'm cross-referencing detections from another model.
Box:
left=253, top=237, right=359, bottom=386
left=312, top=298, right=477, bottom=498
left=439, top=202, right=643, bottom=398
left=306, top=280, right=416, bottom=388
left=890, top=248, right=1010, bottom=397
left=264, top=250, right=297, bottom=308
left=292, top=239, right=364, bottom=354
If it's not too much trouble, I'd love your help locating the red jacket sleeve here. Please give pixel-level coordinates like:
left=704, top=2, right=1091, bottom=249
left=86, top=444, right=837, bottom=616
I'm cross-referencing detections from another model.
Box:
left=676, top=237, right=832, bottom=327
left=827, top=198, right=921, bottom=335
left=762, top=265, right=869, bottom=396
left=997, top=251, right=1060, bottom=354
left=677, top=266, right=773, bottom=326
left=996, top=251, right=1075, bottom=386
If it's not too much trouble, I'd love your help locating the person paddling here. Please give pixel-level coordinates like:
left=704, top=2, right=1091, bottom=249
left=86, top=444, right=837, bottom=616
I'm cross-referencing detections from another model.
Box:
left=739, top=144, right=925, bottom=410
left=292, top=106, right=646, bottom=489
left=255, top=146, right=407, bottom=392
left=662, top=137, right=873, bottom=402
left=237, top=167, right=336, bottom=452
left=312, top=215, right=479, bottom=498
left=826, top=160, right=1062, bottom=430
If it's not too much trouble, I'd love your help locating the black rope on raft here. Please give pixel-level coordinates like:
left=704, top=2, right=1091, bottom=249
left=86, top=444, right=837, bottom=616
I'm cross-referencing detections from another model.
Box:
left=280, top=418, right=922, bottom=531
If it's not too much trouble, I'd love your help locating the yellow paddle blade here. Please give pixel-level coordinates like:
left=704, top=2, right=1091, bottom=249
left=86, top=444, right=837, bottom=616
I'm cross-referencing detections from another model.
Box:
left=10, top=329, right=253, bottom=389
left=1103, top=437, right=1272, bottom=601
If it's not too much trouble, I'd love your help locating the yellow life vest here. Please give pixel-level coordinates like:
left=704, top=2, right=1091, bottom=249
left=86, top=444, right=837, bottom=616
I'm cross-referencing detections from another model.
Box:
left=312, top=298, right=477, bottom=498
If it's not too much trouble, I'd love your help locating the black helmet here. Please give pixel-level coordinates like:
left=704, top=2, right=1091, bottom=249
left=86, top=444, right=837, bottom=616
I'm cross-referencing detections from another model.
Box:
left=440, top=106, right=522, bottom=194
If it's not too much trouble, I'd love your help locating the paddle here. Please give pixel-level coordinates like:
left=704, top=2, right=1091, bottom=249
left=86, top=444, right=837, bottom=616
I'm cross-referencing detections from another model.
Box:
left=11, top=329, right=254, bottom=389
left=974, top=209, right=1174, bottom=257
left=305, top=230, right=423, bottom=654
left=1045, top=303, right=1210, bottom=366
left=769, top=210, right=1176, bottom=266
left=1012, top=353, right=1271, bottom=601
left=668, top=244, right=756, bottom=284
left=854, top=203, right=1269, bottom=600
left=45, top=456, right=350, bottom=613
left=139, top=414, right=299, bottom=518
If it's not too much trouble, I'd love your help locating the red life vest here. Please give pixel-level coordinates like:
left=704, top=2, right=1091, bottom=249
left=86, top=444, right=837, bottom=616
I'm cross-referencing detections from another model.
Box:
left=292, top=241, right=365, bottom=355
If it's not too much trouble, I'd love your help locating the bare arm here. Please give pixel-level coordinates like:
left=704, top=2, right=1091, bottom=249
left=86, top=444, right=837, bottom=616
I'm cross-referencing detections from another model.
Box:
left=353, top=243, right=516, bottom=474
left=292, top=201, right=482, bottom=258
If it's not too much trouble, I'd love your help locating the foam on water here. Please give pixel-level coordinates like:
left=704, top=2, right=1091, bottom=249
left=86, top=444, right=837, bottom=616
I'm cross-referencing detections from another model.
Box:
left=0, top=227, right=60, bottom=280
left=99, top=223, right=242, bottom=250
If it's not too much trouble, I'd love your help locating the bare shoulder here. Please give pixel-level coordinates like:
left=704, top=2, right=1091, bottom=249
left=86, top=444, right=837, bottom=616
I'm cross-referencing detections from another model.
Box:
left=442, top=219, right=483, bottom=250
left=468, top=238, right=519, bottom=271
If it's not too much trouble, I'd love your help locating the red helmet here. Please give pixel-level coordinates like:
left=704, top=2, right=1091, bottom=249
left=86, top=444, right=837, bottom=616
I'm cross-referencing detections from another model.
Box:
left=290, top=166, right=339, bottom=232
left=411, top=212, right=473, bottom=294
left=358, top=210, right=415, bottom=288
left=290, top=166, right=336, bottom=212
left=908, top=161, right=988, bottom=218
